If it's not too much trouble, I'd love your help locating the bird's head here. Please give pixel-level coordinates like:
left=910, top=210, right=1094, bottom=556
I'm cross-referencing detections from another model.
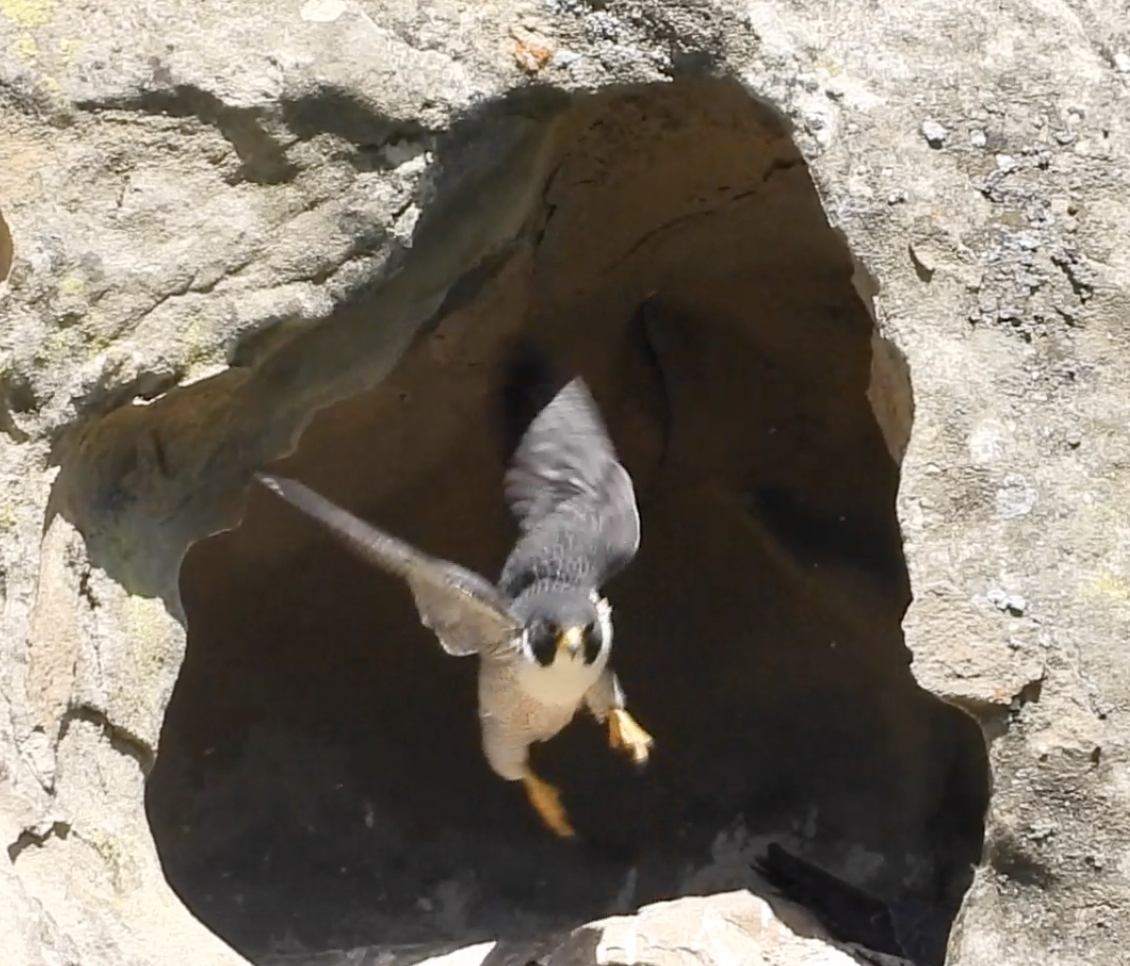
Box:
left=513, top=587, right=610, bottom=668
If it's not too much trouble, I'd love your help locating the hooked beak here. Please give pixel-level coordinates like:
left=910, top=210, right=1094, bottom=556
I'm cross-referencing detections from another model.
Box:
left=556, top=626, right=584, bottom=659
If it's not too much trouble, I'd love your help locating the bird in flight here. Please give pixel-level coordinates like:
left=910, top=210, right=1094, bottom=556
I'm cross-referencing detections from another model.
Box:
left=256, top=352, right=652, bottom=838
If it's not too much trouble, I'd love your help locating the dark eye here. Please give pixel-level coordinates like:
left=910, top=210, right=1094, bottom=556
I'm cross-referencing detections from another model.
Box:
left=529, top=621, right=558, bottom=666
left=582, top=621, right=603, bottom=662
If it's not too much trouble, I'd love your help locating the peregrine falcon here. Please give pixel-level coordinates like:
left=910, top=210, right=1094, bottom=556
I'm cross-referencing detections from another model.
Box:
left=255, top=363, right=652, bottom=839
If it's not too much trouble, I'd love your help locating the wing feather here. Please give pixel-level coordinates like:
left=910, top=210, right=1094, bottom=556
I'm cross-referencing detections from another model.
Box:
left=500, top=378, right=640, bottom=595
left=256, top=473, right=522, bottom=657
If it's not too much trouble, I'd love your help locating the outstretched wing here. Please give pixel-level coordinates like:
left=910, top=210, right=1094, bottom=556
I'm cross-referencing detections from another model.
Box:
left=256, top=473, right=523, bottom=657
left=500, top=378, right=640, bottom=596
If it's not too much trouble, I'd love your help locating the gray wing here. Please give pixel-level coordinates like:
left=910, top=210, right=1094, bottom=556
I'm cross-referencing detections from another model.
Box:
left=256, top=474, right=523, bottom=657
left=499, top=378, right=640, bottom=596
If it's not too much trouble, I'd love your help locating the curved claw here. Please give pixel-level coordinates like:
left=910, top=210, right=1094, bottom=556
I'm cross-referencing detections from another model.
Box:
left=609, top=708, right=654, bottom=769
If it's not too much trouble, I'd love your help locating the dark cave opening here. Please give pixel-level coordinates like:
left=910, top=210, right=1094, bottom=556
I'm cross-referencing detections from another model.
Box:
left=145, top=79, right=989, bottom=965
left=0, top=204, right=12, bottom=287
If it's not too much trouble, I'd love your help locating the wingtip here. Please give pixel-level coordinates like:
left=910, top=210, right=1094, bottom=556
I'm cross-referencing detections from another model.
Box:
left=253, top=471, right=284, bottom=495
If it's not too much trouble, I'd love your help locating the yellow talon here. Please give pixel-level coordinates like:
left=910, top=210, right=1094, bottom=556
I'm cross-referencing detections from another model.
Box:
left=521, top=768, right=576, bottom=839
left=608, top=708, right=654, bottom=767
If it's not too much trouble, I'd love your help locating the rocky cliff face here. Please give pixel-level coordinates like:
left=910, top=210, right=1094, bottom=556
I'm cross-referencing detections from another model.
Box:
left=1, top=2, right=1128, bottom=965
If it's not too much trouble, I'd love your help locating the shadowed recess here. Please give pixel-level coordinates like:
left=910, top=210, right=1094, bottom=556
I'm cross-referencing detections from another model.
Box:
left=143, top=79, right=989, bottom=965
left=0, top=204, right=12, bottom=285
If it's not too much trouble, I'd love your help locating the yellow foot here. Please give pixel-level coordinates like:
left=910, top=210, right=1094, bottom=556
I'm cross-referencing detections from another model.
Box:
left=608, top=708, right=654, bottom=768
left=520, top=768, right=576, bottom=839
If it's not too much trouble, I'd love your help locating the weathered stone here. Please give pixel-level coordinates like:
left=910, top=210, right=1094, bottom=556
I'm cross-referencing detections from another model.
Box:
left=1, top=0, right=1128, bottom=965
left=258, top=888, right=873, bottom=966
left=549, top=891, right=859, bottom=966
